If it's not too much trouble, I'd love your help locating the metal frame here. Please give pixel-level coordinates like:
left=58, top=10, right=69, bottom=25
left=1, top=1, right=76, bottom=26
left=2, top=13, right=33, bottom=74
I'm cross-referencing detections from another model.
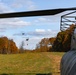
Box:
left=60, top=11, right=76, bottom=31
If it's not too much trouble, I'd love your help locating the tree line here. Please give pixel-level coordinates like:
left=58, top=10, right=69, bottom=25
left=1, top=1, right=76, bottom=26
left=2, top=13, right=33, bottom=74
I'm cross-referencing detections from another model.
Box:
left=0, top=24, right=74, bottom=54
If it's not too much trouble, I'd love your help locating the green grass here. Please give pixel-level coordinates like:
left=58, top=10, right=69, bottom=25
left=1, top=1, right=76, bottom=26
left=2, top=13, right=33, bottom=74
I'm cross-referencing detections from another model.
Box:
left=0, top=52, right=65, bottom=75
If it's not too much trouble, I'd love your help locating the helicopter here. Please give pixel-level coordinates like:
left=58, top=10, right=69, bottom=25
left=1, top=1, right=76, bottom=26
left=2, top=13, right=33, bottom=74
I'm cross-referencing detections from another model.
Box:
left=13, top=32, right=29, bottom=45
left=13, top=32, right=27, bottom=36
left=13, top=31, right=29, bottom=40
left=0, top=7, right=76, bottom=75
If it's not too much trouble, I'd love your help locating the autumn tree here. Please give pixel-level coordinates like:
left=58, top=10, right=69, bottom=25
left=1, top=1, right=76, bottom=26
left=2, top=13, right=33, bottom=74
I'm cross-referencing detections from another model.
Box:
left=52, top=24, right=74, bottom=52
left=35, top=38, right=51, bottom=52
left=0, top=37, right=19, bottom=54
left=8, top=39, right=19, bottom=54
left=19, top=41, right=25, bottom=53
left=49, top=37, right=56, bottom=45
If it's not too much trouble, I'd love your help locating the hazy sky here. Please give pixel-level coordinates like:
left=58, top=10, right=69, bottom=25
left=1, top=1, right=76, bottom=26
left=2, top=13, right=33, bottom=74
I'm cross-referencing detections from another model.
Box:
left=0, top=0, right=75, bottom=49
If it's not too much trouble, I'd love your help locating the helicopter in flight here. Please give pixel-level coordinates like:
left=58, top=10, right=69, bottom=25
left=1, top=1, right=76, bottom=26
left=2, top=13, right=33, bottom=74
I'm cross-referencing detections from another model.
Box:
left=13, top=32, right=27, bottom=36
left=13, top=31, right=29, bottom=46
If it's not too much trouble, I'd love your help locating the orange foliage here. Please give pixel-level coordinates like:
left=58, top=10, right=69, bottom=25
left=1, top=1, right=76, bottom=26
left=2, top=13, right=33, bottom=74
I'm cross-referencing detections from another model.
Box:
left=52, top=24, right=75, bottom=52
left=0, top=37, right=19, bottom=54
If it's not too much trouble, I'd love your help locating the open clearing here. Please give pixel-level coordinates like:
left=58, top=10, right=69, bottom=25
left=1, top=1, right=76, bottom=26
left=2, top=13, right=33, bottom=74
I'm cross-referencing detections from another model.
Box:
left=0, top=52, right=64, bottom=75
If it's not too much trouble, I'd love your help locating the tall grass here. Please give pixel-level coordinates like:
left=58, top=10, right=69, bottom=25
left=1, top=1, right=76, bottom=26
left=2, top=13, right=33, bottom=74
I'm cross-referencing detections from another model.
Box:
left=0, top=52, right=64, bottom=75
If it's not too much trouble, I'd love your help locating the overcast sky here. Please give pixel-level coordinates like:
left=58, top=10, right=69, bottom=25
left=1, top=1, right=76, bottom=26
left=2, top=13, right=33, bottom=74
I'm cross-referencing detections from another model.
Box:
left=0, top=0, right=76, bottom=49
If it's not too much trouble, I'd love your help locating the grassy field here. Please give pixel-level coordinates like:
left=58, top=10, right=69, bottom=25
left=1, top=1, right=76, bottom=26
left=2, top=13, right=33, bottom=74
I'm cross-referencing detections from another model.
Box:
left=0, top=52, right=65, bottom=75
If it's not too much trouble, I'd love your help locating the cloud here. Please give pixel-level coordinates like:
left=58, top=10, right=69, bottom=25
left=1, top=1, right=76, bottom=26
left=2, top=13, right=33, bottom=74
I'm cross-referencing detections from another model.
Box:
left=11, top=0, right=37, bottom=10
left=0, top=18, right=31, bottom=28
left=35, top=29, right=45, bottom=33
left=0, top=28, right=6, bottom=32
left=0, top=2, right=13, bottom=13
left=34, top=17, right=50, bottom=23
left=34, top=11, right=73, bottom=25
left=0, top=1, right=31, bottom=28
left=27, top=29, right=58, bottom=37
left=34, top=16, right=61, bottom=25
left=26, top=0, right=36, bottom=10
left=38, top=17, right=50, bottom=22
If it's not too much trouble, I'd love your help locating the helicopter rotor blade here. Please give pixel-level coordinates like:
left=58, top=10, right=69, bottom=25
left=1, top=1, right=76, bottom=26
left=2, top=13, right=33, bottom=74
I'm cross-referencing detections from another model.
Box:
left=0, top=7, right=76, bottom=18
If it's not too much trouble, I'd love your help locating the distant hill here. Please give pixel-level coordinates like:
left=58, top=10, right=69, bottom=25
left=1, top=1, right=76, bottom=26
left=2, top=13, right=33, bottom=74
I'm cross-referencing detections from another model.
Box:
left=52, top=24, right=75, bottom=52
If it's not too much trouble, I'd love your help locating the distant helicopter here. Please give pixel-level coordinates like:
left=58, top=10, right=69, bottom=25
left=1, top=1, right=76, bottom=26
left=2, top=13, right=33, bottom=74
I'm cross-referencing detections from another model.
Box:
left=13, top=32, right=27, bottom=36
left=13, top=32, right=29, bottom=40
left=13, top=32, right=29, bottom=45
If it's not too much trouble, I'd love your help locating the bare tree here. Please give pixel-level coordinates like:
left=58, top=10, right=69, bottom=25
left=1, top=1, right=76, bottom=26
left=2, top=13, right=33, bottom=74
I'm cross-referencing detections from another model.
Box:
left=19, top=41, right=25, bottom=53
